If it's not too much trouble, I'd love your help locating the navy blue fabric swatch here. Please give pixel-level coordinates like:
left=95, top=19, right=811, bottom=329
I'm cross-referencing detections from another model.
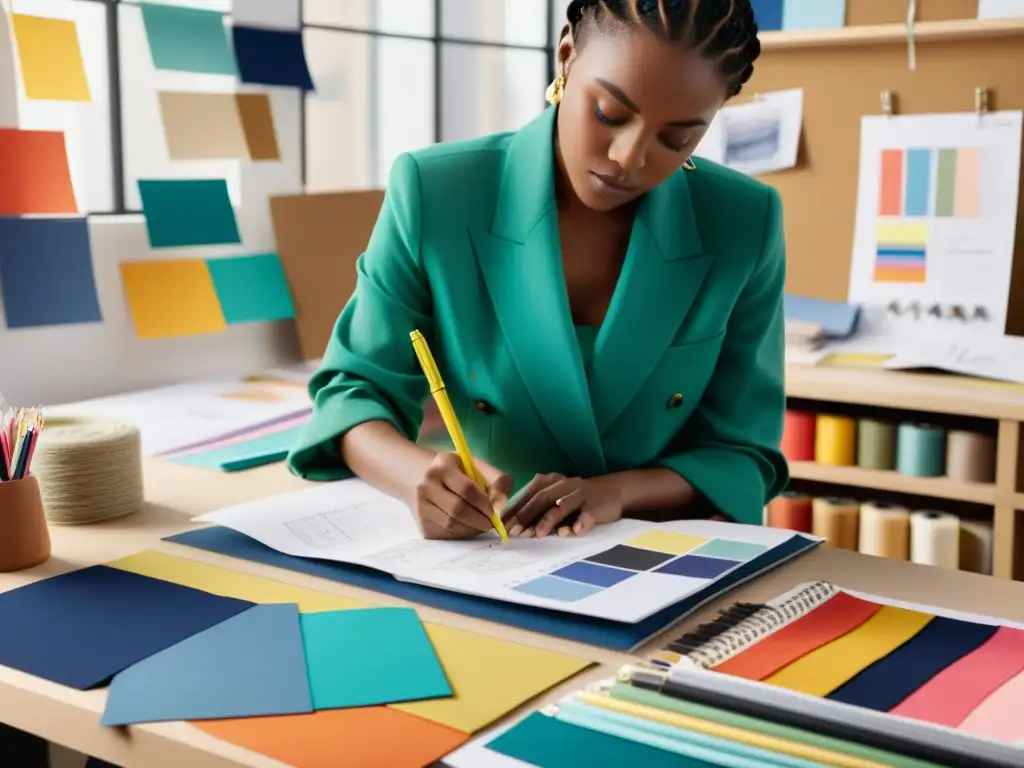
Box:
left=0, top=566, right=253, bottom=689
left=231, top=26, right=314, bottom=90
left=749, top=0, right=784, bottom=30
left=166, top=526, right=818, bottom=651
left=827, top=616, right=999, bottom=711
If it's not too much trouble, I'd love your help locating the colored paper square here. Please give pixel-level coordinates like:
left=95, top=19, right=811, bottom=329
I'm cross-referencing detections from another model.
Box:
left=140, top=2, right=237, bottom=76
left=137, top=179, right=240, bottom=248
left=0, top=128, right=77, bottom=215
left=236, top=93, right=281, bottom=160
left=0, top=218, right=101, bottom=329
left=0, top=565, right=252, bottom=690
left=120, top=259, right=227, bottom=340
left=169, top=425, right=302, bottom=472
left=904, top=148, right=932, bottom=217
left=102, top=604, right=312, bottom=726
left=782, top=0, right=845, bottom=30
left=513, top=576, right=602, bottom=602
left=158, top=91, right=251, bottom=160
left=551, top=561, right=634, bottom=588
left=879, top=149, right=903, bottom=216
left=299, top=607, right=451, bottom=709
left=207, top=253, right=295, bottom=324
left=656, top=554, right=739, bottom=579
left=11, top=14, right=91, bottom=101
left=584, top=544, right=674, bottom=571
left=749, top=0, right=784, bottom=30
left=232, top=26, right=314, bottom=90
left=691, top=539, right=769, bottom=562
left=954, top=147, right=981, bottom=218
left=624, top=531, right=706, bottom=556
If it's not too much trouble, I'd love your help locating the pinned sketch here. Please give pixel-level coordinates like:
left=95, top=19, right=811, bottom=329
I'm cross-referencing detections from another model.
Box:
left=847, top=111, right=1023, bottom=354
left=693, top=88, right=803, bottom=176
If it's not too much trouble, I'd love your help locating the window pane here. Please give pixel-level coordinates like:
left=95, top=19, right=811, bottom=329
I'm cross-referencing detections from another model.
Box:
left=552, top=0, right=572, bottom=46
left=442, top=0, right=547, bottom=47
left=440, top=45, right=546, bottom=143
left=305, top=31, right=433, bottom=190
left=304, top=0, right=433, bottom=37
left=7, top=0, right=114, bottom=213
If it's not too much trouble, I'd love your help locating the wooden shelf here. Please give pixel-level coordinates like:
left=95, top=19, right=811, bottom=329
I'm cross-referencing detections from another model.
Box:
left=760, top=17, right=1024, bottom=50
left=788, top=461, right=997, bottom=505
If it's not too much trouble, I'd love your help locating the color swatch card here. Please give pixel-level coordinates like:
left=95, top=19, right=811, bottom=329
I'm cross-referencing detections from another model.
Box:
left=168, top=424, right=302, bottom=472
left=231, top=26, right=314, bottom=90
left=140, top=2, right=237, bottom=76
left=120, top=259, right=227, bottom=339
left=102, top=604, right=312, bottom=725
left=0, top=566, right=252, bottom=690
left=195, top=479, right=819, bottom=624
left=207, top=253, right=295, bottom=324
left=11, top=13, right=91, bottom=101
left=0, top=128, right=78, bottom=215
left=137, top=179, right=240, bottom=248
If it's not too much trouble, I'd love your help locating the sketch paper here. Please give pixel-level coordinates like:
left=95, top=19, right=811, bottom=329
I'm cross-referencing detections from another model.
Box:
left=694, top=88, right=803, bottom=176
left=978, top=0, right=1024, bottom=19
left=846, top=111, right=1023, bottom=355
left=194, top=480, right=813, bottom=625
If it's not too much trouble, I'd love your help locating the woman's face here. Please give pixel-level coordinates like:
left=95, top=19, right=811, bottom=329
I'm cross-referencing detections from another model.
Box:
left=556, top=28, right=729, bottom=212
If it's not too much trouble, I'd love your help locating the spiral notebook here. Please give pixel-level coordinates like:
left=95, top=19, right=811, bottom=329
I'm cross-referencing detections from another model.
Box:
left=624, top=582, right=1024, bottom=767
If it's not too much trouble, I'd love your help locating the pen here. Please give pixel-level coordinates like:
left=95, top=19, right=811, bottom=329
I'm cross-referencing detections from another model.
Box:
left=410, top=330, right=509, bottom=543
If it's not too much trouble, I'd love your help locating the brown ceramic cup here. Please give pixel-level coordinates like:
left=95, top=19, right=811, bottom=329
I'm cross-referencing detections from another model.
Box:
left=0, top=475, right=51, bottom=572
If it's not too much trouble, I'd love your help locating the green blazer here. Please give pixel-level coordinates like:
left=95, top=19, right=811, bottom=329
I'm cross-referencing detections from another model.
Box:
left=286, top=106, right=789, bottom=525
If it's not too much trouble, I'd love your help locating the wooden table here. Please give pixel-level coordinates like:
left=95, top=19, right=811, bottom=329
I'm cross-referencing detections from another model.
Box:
left=4, top=460, right=1024, bottom=768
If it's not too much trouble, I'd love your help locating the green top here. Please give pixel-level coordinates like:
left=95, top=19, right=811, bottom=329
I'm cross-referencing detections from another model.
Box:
left=574, top=325, right=599, bottom=372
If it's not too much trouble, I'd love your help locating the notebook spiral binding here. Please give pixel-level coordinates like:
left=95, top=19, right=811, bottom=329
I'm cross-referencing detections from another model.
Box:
left=664, top=580, right=837, bottom=670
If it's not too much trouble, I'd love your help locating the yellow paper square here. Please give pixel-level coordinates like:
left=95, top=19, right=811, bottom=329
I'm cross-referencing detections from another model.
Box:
left=625, top=531, right=706, bottom=556
left=12, top=14, right=91, bottom=102
left=120, top=259, right=227, bottom=339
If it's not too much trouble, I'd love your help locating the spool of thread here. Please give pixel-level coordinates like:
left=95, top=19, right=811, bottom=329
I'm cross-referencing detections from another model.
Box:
left=896, top=423, right=946, bottom=477
left=959, top=520, right=994, bottom=575
left=910, top=510, right=960, bottom=569
left=811, top=497, right=860, bottom=550
left=814, top=415, right=856, bottom=466
left=781, top=411, right=816, bottom=461
left=857, top=419, right=896, bottom=470
left=857, top=501, right=910, bottom=560
left=766, top=492, right=813, bottom=533
left=946, top=430, right=996, bottom=484
left=31, top=416, right=144, bottom=525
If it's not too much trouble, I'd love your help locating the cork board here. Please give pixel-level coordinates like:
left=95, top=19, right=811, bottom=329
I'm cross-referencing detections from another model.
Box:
left=749, top=4, right=1024, bottom=333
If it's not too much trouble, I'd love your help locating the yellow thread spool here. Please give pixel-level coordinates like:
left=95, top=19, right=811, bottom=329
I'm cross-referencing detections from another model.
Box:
left=814, top=414, right=856, bottom=466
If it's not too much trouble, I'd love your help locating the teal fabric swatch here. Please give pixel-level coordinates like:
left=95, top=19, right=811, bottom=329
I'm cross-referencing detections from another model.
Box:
left=299, top=607, right=451, bottom=710
left=169, top=426, right=303, bottom=472
left=207, top=254, right=295, bottom=324
left=489, top=711, right=717, bottom=768
left=101, top=604, right=312, bottom=726
left=782, top=0, right=846, bottom=30
left=691, top=539, right=768, bottom=562
left=140, top=3, right=237, bottom=75
left=137, top=179, right=240, bottom=248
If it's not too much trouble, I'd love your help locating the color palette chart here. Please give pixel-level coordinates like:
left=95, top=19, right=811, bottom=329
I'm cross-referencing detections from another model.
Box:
left=874, top=222, right=928, bottom=283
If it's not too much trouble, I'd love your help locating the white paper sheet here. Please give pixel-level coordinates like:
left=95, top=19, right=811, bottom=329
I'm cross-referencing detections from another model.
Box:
left=847, top=111, right=1023, bottom=357
left=694, top=88, right=803, bottom=176
left=46, top=377, right=311, bottom=455
left=194, top=479, right=813, bottom=624
left=978, top=0, right=1024, bottom=18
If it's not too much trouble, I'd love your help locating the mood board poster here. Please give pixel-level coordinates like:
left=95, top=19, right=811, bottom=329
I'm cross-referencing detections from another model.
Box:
left=196, top=480, right=812, bottom=624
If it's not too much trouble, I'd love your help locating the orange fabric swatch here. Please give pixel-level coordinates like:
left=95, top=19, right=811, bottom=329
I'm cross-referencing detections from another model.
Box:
left=193, top=707, right=469, bottom=768
left=890, top=626, right=1024, bottom=727
left=0, top=128, right=77, bottom=215
left=713, top=592, right=881, bottom=681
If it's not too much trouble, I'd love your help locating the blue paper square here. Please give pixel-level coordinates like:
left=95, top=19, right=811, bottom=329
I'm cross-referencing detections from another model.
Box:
left=232, top=26, right=314, bottom=90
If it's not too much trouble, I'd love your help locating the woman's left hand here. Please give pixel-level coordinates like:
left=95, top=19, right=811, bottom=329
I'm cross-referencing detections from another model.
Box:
left=502, top=473, right=624, bottom=538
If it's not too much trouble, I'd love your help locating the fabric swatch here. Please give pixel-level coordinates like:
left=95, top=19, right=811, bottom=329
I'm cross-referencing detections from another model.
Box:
left=168, top=425, right=301, bottom=471
left=713, top=591, right=881, bottom=681
left=0, top=566, right=252, bottom=689
left=958, top=669, right=1024, bottom=742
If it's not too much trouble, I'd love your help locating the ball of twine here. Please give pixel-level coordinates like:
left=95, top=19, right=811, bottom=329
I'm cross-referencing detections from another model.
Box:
left=32, top=416, right=144, bottom=525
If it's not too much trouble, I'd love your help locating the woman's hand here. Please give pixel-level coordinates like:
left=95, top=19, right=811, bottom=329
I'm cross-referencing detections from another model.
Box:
left=413, top=452, right=513, bottom=540
left=502, top=473, right=624, bottom=538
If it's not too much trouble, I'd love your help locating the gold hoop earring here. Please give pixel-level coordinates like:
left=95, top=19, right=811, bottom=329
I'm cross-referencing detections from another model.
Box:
left=682, top=158, right=696, bottom=171
left=546, top=66, right=567, bottom=105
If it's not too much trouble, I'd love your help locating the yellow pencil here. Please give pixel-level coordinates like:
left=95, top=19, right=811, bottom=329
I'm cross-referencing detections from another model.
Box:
left=410, top=330, right=508, bottom=543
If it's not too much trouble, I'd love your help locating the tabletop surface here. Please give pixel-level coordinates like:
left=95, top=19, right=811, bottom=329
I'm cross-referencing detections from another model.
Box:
left=3, top=459, right=1024, bottom=768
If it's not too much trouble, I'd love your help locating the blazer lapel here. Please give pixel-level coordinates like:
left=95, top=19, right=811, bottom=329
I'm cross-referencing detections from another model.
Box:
left=589, top=171, right=715, bottom=434
left=470, top=108, right=607, bottom=476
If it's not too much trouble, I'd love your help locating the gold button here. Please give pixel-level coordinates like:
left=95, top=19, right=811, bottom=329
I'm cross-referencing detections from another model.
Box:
left=474, top=400, right=495, bottom=414
left=666, top=393, right=683, bottom=410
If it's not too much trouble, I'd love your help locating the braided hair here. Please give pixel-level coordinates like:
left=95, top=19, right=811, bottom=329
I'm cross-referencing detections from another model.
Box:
left=565, top=0, right=761, bottom=98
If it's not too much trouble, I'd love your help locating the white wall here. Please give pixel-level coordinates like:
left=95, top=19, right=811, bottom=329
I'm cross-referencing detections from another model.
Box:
left=0, top=0, right=551, bottom=407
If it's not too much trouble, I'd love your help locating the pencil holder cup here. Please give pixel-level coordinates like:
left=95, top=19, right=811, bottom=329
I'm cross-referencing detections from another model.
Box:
left=0, top=475, right=51, bottom=572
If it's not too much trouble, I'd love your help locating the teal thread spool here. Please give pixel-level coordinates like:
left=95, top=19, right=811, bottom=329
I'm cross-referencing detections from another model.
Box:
left=897, top=422, right=946, bottom=477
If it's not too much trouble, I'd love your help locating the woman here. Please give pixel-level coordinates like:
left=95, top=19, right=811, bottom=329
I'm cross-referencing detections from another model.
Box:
left=287, top=0, right=788, bottom=541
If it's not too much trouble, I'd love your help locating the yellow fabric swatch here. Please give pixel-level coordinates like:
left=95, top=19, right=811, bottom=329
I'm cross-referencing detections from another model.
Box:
left=764, top=605, right=933, bottom=696
left=12, top=14, right=91, bottom=101
left=109, top=550, right=594, bottom=734
left=120, top=259, right=227, bottom=339
left=626, top=531, right=706, bottom=555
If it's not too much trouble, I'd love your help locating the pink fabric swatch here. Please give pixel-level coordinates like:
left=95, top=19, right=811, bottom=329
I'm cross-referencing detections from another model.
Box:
left=959, top=667, right=1024, bottom=742
left=162, top=412, right=310, bottom=459
left=890, top=626, right=1024, bottom=727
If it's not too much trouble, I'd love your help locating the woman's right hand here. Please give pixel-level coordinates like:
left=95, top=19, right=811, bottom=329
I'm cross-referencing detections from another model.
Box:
left=413, top=452, right=512, bottom=539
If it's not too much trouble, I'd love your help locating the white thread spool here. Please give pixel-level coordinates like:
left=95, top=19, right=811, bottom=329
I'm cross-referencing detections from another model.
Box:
left=32, top=416, right=144, bottom=525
